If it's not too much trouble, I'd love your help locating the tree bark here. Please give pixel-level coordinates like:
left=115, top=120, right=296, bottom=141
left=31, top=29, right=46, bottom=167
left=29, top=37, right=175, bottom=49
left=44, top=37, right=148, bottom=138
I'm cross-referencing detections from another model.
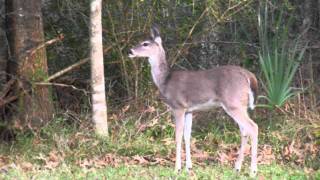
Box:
left=90, top=0, right=108, bottom=136
left=0, top=0, right=8, bottom=90
left=6, top=0, right=54, bottom=127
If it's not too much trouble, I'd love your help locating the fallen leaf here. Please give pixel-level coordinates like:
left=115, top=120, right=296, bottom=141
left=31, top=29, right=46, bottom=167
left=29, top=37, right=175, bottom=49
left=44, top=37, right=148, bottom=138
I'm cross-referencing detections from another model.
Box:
left=77, top=153, right=124, bottom=169
left=258, top=145, right=275, bottom=165
left=0, top=155, right=9, bottom=168
left=121, top=105, right=130, bottom=113
left=20, top=162, right=33, bottom=171
left=146, top=106, right=156, bottom=113
left=150, top=157, right=168, bottom=165
left=44, top=150, right=63, bottom=170
left=258, top=175, right=265, bottom=180
left=132, top=155, right=148, bottom=165
left=161, top=138, right=174, bottom=146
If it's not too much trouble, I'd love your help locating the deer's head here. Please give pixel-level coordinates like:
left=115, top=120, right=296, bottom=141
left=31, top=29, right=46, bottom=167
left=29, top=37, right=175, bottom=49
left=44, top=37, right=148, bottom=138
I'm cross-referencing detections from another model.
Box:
left=129, top=25, right=164, bottom=59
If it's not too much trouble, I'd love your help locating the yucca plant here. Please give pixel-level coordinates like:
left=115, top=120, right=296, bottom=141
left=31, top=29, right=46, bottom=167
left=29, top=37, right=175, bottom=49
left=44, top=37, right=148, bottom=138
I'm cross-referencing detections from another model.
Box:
left=257, top=2, right=306, bottom=109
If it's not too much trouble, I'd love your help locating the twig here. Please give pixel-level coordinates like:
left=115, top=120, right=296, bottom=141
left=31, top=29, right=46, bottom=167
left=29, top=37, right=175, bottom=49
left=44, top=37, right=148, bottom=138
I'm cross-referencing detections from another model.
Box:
left=150, top=109, right=171, bottom=123
left=0, top=79, right=16, bottom=99
left=46, top=45, right=113, bottom=82
left=0, top=95, right=18, bottom=108
left=184, top=40, right=259, bottom=48
left=0, top=78, right=89, bottom=108
left=171, top=7, right=208, bottom=67
left=46, top=58, right=89, bottom=82
left=24, top=34, right=64, bottom=60
left=0, top=35, right=64, bottom=107
left=35, top=82, right=88, bottom=94
left=170, top=0, right=253, bottom=66
left=0, top=79, right=25, bottom=108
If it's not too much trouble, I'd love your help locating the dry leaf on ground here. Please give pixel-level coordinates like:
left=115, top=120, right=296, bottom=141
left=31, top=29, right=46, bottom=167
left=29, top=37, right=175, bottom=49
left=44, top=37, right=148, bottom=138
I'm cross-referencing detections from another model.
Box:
left=258, top=145, right=275, bottom=165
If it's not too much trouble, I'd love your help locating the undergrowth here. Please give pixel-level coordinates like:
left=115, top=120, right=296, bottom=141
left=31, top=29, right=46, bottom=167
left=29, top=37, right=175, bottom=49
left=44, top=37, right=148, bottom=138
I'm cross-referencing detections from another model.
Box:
left=0, top=109, right=319, bottom=179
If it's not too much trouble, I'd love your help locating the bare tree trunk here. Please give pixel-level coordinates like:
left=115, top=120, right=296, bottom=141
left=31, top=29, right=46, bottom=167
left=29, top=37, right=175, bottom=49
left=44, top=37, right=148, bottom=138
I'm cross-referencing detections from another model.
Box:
left=318, top=0, right=320, bottom=28
left=301, top=0, right=313, bottom=33
left=6, top=0, right=53, bottom=128
left=0, top=0, right=7, bottom=90
left=90, top=0, right=108, bottom=136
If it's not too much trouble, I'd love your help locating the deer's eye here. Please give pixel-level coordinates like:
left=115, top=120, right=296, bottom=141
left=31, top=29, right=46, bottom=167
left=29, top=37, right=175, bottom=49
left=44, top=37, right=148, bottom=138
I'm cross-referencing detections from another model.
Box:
left=142, top=42, right=149, bottom=46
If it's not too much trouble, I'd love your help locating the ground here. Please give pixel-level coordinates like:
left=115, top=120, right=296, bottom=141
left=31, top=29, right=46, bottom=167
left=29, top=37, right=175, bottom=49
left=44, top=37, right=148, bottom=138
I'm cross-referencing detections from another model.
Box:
left=0, top=109, right=319, bottom=179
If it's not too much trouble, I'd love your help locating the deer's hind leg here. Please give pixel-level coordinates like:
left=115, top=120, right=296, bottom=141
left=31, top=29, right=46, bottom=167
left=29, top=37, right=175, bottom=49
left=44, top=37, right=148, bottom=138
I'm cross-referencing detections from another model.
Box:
left=235, top=127, right=249, bottom=171
left=223, top=106, right=258, bottom=177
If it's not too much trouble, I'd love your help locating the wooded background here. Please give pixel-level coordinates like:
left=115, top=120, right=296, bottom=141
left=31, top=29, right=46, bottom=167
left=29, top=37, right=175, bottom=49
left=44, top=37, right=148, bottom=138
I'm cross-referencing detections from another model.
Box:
left=0, top=0, right=319, bottom=141
left=0, top=0, right=320, bottom=178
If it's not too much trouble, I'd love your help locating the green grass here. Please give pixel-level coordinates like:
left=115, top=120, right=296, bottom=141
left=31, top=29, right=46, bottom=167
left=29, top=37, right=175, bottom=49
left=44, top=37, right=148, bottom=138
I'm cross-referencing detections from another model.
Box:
left=0, top=112, right=319, bottom=179
left=1, top=163, right=317, bottom=180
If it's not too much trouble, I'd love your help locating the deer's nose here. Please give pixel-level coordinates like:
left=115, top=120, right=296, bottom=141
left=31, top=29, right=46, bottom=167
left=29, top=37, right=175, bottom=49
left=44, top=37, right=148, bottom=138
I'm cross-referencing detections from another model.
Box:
left=128, top=49, right=136, bottom=58
left=128, top=49, right=133, bottom=55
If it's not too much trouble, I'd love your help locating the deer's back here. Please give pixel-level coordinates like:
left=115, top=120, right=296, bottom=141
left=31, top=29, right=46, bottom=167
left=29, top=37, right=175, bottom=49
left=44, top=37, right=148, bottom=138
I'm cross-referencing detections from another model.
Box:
left=161, top=65, right=254, bottom=110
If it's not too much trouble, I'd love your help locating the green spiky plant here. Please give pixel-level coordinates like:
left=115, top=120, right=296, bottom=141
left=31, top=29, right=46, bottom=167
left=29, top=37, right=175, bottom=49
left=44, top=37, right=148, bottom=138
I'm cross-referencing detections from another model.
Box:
left=257, top=2, right=306, bottom=109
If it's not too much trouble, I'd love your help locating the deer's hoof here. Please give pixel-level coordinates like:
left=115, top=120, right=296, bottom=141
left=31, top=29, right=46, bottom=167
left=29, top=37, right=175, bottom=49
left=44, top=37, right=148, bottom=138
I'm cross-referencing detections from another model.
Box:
left=175, top=168, right=181, bottom=174
left=234, top=168, right=241, bottom=173
left=234, top=161, right=242, bottom=172
left=250, top=170, right=257, bottom=177
left=187, top=168, right=196, bottom=176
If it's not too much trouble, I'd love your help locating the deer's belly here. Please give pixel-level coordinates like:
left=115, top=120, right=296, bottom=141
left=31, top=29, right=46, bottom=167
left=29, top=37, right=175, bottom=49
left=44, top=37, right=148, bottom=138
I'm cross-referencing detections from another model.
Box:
left=187, top=99, right=221, bottom=112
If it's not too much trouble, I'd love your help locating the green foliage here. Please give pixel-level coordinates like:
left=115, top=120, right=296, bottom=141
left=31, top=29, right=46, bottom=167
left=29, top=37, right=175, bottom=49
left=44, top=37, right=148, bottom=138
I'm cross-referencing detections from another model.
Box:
left=257, top=2, right=306, bottom=109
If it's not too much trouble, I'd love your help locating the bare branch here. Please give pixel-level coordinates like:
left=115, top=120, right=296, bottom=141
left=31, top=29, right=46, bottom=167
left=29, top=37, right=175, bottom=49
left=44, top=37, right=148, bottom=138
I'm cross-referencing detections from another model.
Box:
left=35, top=82, right=88, bottom=94
left=0, top=95, right=18, bottom=108
left=170, top=0, right=253, bottom=67
left=170, top=7, right=208, bottom=67
left=24, top=34, right=64, bottom=60
left=46, top=58, right=89, bottom=82
left=0, top=79, right=16, bottom=99
left=46, top=45, right=113, bottom=82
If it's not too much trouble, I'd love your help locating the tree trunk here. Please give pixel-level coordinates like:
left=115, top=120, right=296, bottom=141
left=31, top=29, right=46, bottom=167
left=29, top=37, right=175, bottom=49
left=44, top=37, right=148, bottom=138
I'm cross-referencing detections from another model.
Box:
left=6, top=0, right=54, bottom=128
left=90, top=0, right=108, bottom=136
left=301, top=0, right=313, bottom=33
left=0, top=0, right=7, bottom=90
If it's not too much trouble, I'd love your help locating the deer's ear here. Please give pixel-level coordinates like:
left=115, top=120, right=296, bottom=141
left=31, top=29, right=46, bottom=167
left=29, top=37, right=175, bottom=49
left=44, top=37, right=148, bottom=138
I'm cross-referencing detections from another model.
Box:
left=150, top=25, right=160, bottom=39
left=154, top=36, right=162, bottom=45
left=150, top=25, right=162, bottom=44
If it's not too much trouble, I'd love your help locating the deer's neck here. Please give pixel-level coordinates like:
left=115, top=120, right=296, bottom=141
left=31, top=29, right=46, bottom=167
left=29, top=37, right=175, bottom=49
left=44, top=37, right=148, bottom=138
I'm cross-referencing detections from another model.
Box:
left=148, top=50, right=169, bottom=92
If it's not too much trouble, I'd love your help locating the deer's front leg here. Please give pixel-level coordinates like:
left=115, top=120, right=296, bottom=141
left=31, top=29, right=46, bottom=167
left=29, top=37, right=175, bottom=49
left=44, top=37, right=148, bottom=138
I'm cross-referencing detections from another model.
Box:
left=173, top=109, right=186, bottom=172
left=184, top=112, right=193, bottom=171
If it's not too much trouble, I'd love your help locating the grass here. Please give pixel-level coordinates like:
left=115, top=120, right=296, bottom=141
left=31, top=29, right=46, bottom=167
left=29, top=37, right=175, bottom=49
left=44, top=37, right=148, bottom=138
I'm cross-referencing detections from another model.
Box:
left=1, top=163, right=315, bottom=180
left=0, top=110, right=319, bottom=179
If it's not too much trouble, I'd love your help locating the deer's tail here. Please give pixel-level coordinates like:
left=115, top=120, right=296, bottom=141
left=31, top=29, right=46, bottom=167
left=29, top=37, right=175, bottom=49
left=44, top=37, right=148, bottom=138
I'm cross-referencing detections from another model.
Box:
left=248, top=72, right=258, bottom=110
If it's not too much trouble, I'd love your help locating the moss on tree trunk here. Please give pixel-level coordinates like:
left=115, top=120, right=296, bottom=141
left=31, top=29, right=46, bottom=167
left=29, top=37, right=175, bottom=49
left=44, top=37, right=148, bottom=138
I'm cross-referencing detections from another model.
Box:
left=6, top=0, right=54, bottom=128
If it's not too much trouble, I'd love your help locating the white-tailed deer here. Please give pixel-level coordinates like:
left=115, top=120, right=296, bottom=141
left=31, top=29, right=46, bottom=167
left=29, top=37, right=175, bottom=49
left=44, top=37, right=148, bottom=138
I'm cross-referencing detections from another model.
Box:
left=129, top=26, right=259, bottom=177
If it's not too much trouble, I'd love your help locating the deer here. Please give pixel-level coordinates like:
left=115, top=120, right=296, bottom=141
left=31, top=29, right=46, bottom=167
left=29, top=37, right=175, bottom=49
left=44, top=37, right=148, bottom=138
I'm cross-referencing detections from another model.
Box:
left=128, top=25, right=259, bottom=177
